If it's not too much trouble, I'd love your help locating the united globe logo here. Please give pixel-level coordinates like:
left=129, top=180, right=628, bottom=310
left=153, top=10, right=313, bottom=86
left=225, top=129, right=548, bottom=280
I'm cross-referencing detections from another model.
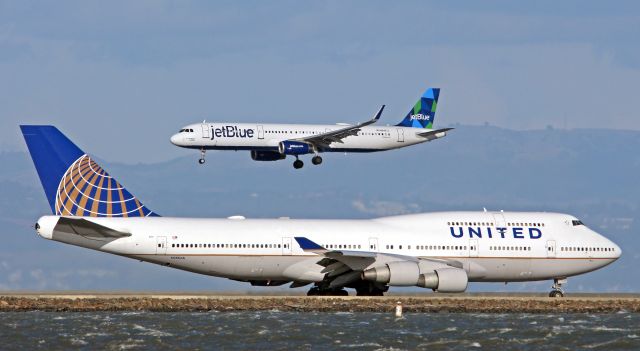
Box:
left=54, top=155, right=153, bottom=217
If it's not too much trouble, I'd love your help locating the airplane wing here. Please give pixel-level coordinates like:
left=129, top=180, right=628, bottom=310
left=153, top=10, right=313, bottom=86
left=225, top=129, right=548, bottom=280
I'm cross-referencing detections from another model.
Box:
left=294, top=236, right=462, bottom=289
left=54, top=217, right=132, bottom=239
left=291, top=105, right=385, bottom=149
left=417, top=127, right=454, bottom=141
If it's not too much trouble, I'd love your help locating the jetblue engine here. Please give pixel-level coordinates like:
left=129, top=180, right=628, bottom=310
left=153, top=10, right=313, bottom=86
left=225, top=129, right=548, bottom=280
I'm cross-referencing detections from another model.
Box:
left=278, top=141, right=312, bottom=155
left=250, top=150, right=286, bottom=161
left=361, top=262, right=468, bottom=293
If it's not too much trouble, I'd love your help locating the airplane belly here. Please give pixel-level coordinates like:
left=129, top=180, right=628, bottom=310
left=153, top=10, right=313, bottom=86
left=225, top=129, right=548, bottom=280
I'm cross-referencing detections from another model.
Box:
left=468, top=258, right=533, bottom=281
left=184, top=255, right=314, bottom=280
left=527, top=258, right=612, bottom=280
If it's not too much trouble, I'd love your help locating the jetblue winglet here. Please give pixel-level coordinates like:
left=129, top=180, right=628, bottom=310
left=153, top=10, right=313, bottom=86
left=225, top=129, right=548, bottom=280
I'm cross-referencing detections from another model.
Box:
left=294, top=237, right=326, bottom=253
left=20, top=125, right=158, bottom=218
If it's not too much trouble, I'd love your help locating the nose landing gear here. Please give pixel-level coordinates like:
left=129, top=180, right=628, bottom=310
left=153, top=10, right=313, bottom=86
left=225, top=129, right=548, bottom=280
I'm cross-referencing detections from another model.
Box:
left=549, top=278, right=566, bottom=297
left=198, top=148, right=206, bottom=164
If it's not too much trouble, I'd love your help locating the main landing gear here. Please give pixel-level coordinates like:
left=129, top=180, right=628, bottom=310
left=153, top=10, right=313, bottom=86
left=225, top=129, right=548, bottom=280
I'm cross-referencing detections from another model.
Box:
left=292, top=155, right=323, bottom=169
left=198, top=148, right=206, bottom=164
left=306, top=287, right=349, bottom=296
left=549, top=278, right=567, bottom=298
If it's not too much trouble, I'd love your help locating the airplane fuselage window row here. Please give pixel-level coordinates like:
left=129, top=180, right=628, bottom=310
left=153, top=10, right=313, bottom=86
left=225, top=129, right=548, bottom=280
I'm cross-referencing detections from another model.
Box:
left=263, top=130, right=390, bottom=136
left=325, top=244, right=362, bottom=249
left=384, top=245, right=469, bottom=251
left=560, top=247, right=615, bottom=252
left=170, top=243, right=287, bottom=249
left=490, top=246, right=531, bottom=251
left=447, top=221, right=546, bottom=227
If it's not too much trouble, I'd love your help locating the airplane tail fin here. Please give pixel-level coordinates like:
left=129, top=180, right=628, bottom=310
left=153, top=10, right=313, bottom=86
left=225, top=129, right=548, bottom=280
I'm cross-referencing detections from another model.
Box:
left=20, top=125, right=157, bottom=217
left=396, top=88, right=440, bottom=128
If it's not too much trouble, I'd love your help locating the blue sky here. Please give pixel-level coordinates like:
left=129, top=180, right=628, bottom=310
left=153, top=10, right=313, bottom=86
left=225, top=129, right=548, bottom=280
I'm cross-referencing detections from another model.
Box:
left=1, top=1, right=639, bottom=162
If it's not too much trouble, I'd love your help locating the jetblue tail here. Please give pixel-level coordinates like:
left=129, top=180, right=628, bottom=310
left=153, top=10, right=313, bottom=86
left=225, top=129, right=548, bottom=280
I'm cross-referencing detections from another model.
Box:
left=396, top=88, right=440, bottom=129
left=20, top=125, right=157, bottom=217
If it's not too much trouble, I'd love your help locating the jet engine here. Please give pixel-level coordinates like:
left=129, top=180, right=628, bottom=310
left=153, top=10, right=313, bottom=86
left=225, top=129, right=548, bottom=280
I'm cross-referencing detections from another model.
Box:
left=278, top=141, right=312, bottom=155
left=361, top=262, right=468, bottom=293
left=250, top=150, right=286, bottom=161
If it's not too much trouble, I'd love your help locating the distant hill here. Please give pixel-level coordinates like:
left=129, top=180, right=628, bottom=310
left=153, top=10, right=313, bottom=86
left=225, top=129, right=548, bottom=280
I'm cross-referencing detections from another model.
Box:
left=0, top=125, right=637, bottom=292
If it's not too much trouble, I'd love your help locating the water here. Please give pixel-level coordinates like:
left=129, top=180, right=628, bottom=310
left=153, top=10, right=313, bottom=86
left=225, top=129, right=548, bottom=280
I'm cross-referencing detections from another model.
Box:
left=0, top=311, right=638, bottom=350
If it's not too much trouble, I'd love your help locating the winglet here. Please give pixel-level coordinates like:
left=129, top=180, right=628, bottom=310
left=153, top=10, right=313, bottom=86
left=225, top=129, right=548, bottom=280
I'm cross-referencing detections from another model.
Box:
left=294, top=237, right=326, bottom=253
left=372, top=104, right=385, bottom=122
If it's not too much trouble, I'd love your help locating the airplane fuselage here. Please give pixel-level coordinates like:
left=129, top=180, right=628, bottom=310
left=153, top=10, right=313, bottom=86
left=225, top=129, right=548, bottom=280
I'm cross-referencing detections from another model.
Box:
left=171, top=123, right=432, bottom=153
left=36, top=211, right=621, bottom=287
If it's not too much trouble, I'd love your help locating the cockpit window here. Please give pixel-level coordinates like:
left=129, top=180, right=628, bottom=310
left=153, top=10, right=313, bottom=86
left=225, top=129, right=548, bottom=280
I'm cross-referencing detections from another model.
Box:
left=178, top=128, right=194, bottom=133
left=572, top=220, right=584, bottom=226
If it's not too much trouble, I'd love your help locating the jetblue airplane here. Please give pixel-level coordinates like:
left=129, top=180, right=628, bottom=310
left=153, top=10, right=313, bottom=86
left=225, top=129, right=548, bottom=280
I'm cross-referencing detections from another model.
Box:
left=22, top=126, right=621, bottom=296
left=170, top=88, right=452, bottom=169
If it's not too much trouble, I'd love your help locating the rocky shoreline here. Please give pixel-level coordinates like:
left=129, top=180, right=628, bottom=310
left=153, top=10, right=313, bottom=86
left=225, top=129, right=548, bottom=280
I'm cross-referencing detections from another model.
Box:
left=1, top=296, right=639, bottom=313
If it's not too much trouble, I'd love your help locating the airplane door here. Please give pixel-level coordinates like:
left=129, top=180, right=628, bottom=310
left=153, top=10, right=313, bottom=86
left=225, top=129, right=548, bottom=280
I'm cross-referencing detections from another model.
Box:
left=282, top=237, right=292, bottom=255
left=492, top=213, right=506, bottom=227
left=201, top=124, right=210, bottom=139
left=469, top=239, right=479, bottom=257
left=546, top=240, right=556, bottom=258
left=368, top=237, right=379, bottom=252
left=156, top=236, right=167, bottom=255
left=257, top=125, right=264, bottom=139
left=396, top=128, right=405, bottom=142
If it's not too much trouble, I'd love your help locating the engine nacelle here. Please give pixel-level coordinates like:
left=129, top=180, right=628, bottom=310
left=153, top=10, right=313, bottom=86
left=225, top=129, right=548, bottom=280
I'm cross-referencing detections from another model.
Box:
left=361, top=261, right=420, bottom=286
left=417, top=268, right=468, bottom=293
left=362, top=263, right=468, bottom=292
left=250, top=150, right=286, bottom=161
left=278, top=141, right=312, bottom=155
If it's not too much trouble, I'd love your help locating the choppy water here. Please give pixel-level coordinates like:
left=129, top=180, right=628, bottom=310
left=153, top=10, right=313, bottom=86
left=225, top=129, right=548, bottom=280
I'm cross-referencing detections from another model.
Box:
left=0, top=311, right=638, bottom=350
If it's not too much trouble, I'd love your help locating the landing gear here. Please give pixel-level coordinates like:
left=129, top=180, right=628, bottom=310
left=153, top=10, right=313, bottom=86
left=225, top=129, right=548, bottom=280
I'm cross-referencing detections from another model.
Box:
left=311, top=155, right=323, bottom=165
left=306, top=286, right=349, bottom=296
left=198, top=148, right=206, bottom=164
left=293, top=158, right=304, bottom=169
left=353, top=281, right=387, bottom=296
left=549, top=278, right=567, bottom=298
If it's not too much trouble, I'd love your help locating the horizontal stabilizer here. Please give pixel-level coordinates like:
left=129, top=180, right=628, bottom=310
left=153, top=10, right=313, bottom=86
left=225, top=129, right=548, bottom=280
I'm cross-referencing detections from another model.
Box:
left=54, top=217, right=131, bottom=239
left=417, top=127, right=453, bottom=141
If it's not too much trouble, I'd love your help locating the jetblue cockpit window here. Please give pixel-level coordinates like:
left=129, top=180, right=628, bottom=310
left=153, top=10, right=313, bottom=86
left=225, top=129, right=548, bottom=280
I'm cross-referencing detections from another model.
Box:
left=572, top=220, right=584, bottom=226
left=179, top=129, right=194, bottom=133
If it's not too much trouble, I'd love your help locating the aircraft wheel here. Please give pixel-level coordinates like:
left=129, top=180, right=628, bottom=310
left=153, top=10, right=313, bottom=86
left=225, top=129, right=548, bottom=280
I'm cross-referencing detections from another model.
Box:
left=549, top=290, right=564, bottom=298
left=311, top=155, right=323, bottom=165
left=307, top=287, right=320, bottom=296
left=198, top=158, right=205, bottom=164
left=293, top=160, right=304, bottom=169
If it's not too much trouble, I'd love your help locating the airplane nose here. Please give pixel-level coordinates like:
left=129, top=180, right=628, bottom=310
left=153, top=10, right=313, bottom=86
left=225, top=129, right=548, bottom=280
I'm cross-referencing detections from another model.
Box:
left=614, top=242, right=622, bottom=259
left=170, top=134, right=181, bottom=145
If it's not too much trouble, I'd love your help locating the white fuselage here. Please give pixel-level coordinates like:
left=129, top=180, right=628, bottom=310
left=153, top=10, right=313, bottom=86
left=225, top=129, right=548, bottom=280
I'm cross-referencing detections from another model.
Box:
left=36, top=211, right=621, bottom=288
left=170, top=123, right=428, bottom=153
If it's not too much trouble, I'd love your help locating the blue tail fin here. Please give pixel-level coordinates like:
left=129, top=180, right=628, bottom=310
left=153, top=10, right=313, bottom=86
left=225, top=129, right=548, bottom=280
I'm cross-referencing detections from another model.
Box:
left=396, top=88, right=440, bottom=128
left=20, top=125, right=157, bottom=217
